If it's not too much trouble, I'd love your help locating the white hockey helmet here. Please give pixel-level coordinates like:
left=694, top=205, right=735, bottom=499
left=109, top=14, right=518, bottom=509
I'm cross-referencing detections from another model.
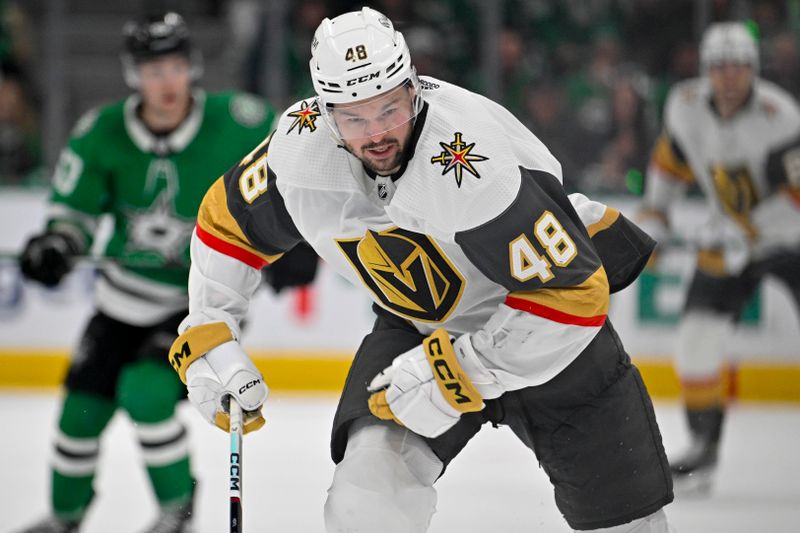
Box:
left=310, top=7, right=422, bottom=141
left=700, top=22, right=759, bottom=73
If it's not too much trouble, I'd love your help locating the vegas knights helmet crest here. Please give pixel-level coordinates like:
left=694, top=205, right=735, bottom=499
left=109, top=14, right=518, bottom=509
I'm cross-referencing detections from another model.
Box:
left=121, top=11, right=203, bottom=88
left=700, top=22, right=759, bottom=73
left=309, top=7, right=423, bottom=141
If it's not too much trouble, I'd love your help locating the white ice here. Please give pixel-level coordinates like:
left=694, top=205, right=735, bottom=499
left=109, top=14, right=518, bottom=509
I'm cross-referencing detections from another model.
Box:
left=1, top=391, right=798, bottom=533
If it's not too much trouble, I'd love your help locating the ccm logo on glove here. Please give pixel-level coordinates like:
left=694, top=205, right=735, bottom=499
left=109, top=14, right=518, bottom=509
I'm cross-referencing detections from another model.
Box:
left=426, top=335, right=482, bottom=410
left=239, top=379, right=262, bottom=394
left=367, top=329, right=484, bottom=438
left=168, top=322, right=234, bottom=383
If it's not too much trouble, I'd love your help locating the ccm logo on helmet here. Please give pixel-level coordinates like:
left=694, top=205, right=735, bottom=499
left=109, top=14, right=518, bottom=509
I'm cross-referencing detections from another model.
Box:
left=239, top=379, right=262, bottom=394
left=347, top=72, right=380, bottom=86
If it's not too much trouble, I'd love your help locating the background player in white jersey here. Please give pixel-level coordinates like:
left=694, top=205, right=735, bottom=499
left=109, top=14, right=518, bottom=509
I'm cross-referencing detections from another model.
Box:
left=169, top=7, right=675, bottom=532
left=639, top=21, right=800, bottom=491
left=14, top=11, right=317, bottom=533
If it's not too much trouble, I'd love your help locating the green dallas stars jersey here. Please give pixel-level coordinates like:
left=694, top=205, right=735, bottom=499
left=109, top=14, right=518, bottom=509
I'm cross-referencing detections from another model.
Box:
left=46, top=90, right=275, bottom=325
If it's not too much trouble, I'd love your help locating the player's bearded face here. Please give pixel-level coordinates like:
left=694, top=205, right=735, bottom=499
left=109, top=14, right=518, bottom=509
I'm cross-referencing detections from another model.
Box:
left=332, top=85, right=417, bottom=175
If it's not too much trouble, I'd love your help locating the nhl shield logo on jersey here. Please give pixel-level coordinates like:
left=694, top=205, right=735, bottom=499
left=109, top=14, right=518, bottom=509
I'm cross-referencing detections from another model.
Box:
left=336, top=227, right=465, bottom=323
left=286, top=100, right=321, bottom=135
left=430, top=132, right=489, bottom=188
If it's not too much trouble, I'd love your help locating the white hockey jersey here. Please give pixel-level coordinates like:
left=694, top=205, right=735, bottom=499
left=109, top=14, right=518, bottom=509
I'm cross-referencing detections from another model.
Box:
left=643, top=77, right=800, bottom=272
left=188, top=77, right=653, bottom=390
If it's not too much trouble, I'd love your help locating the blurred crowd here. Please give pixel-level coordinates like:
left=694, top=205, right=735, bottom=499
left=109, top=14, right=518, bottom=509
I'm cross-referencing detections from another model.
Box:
left=0, top=0, right=42, bottom=186
left=3, top=0, right=800, bottom=194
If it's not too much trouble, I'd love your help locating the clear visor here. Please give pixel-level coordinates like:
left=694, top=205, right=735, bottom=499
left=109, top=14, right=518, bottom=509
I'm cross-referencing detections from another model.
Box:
left=703, top=48, right=757, bottom=70
left=705, top=58, right=754, bottom=69
left=320, top=79, right=421, bottom=141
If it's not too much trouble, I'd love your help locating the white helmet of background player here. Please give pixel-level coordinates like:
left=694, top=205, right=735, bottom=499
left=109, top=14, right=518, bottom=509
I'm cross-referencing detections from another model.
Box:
left=309, top=7, right=422, bottom=142
left=700, top=22, right=759, bottom=74
left=121, top=11, right=203, bottom=89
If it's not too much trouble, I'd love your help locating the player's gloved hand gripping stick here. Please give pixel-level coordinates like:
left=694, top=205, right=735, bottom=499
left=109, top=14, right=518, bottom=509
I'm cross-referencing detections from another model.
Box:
left=169, top=321, right=268, bottom=433
left=169, top=323, right=267, bottom=531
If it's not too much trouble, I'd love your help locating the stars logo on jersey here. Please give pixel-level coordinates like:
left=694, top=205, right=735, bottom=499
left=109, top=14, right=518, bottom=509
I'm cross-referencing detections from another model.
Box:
left=286, top=100, right=321, bottom=135
left=126, top=192, right=194, bottom=266
left=430, top=132, right=488, bottom=188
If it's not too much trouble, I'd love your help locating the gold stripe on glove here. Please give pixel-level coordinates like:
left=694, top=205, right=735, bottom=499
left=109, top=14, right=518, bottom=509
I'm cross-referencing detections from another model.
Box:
left=368, top=389, right=404, bottom=425
left=168, top=322, right=234, bottom=383
left=425, top=329, right=484, bottom=413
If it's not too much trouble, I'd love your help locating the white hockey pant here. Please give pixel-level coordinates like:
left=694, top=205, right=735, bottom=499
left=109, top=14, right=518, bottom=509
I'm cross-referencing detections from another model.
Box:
left=675, top=310, right=733, bottom=380
left=324, top=418, right=443, bottom=533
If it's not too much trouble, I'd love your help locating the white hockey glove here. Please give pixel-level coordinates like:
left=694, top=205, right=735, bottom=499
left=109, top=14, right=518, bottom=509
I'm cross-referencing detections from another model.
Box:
left=367, top=329, right=503, bottom=438
left=751, top=191, right=800, bottom=257
left=169, top=322, right=268, bottom=434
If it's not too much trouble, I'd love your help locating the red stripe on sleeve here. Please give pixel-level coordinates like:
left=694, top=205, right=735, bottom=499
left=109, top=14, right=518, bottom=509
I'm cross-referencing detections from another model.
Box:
left=505, top=295, right=607, bottom=327
left=195, top=224, right=269, bottom=270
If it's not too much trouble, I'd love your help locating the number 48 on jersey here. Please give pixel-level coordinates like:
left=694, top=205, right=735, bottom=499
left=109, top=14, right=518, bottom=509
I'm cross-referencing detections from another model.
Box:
left=509, top=211, right=577, bottom=283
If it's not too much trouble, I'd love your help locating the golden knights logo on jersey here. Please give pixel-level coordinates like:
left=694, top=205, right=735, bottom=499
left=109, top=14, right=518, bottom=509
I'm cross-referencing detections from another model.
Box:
left=286, top=100, right=321, bottom=135
left=710, top=164, right=759, bottom=237
left=337, top=227, right=465, bottom=322
left=431, top=132, right=489, bottom=187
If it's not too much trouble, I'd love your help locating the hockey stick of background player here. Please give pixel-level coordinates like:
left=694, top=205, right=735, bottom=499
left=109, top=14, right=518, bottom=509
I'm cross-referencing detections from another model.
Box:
left=0, top=252, right=188, bottom=270
left=229, top=397, right=244, bottom=533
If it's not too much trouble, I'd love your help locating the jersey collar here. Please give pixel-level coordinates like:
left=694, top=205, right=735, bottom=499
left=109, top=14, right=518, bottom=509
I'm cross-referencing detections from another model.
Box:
left=124, top=89, right=206, bottom=155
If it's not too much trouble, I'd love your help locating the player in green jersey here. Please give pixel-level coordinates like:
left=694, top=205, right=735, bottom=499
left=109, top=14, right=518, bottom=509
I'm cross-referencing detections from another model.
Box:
left=14, top=12, right=317, bottom=533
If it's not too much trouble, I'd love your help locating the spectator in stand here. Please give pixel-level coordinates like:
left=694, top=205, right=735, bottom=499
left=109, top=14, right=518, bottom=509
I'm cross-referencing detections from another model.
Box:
left=763, top=30, right=800, bottom=95
left=651, top=40, right=699, bottom=118
left=241, top=0, right=330, bottom=104
left=0, top=0, right=41, bottom=185
left=564, top=28, right=622, bottom=185
left=580, top=73, right=655, bottom=193
left=0, top=64, right=41, bottom=184
left=467, top=27, right=538, bottom=118
left=522, top=78, right=581, bottom=192
left=404, top=26, right=451, bottom=80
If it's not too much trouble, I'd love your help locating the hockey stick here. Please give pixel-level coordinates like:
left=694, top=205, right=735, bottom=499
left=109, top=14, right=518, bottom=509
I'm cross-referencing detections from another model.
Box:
left=0, top=252, right=111, bottom=267
left=229, top=399, right=244, bottom=533
left=0, top=252, right=189, bottom=271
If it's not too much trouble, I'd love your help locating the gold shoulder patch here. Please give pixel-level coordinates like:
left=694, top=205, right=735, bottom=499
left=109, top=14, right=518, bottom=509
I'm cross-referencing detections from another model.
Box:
left=286, top=100, right=321, bottom=135
left=430, top=132, right=489, bottom=187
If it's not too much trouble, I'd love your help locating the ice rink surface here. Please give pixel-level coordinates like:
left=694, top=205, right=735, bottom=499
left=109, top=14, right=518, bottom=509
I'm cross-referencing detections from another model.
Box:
left=1, top=391, right=798, bottom=533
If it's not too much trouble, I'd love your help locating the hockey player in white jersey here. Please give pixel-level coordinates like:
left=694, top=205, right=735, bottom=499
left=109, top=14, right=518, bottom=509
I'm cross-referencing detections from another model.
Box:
left=169, top=7, right=675, bottom=532
left=640, top=21, right=800, bottom=491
